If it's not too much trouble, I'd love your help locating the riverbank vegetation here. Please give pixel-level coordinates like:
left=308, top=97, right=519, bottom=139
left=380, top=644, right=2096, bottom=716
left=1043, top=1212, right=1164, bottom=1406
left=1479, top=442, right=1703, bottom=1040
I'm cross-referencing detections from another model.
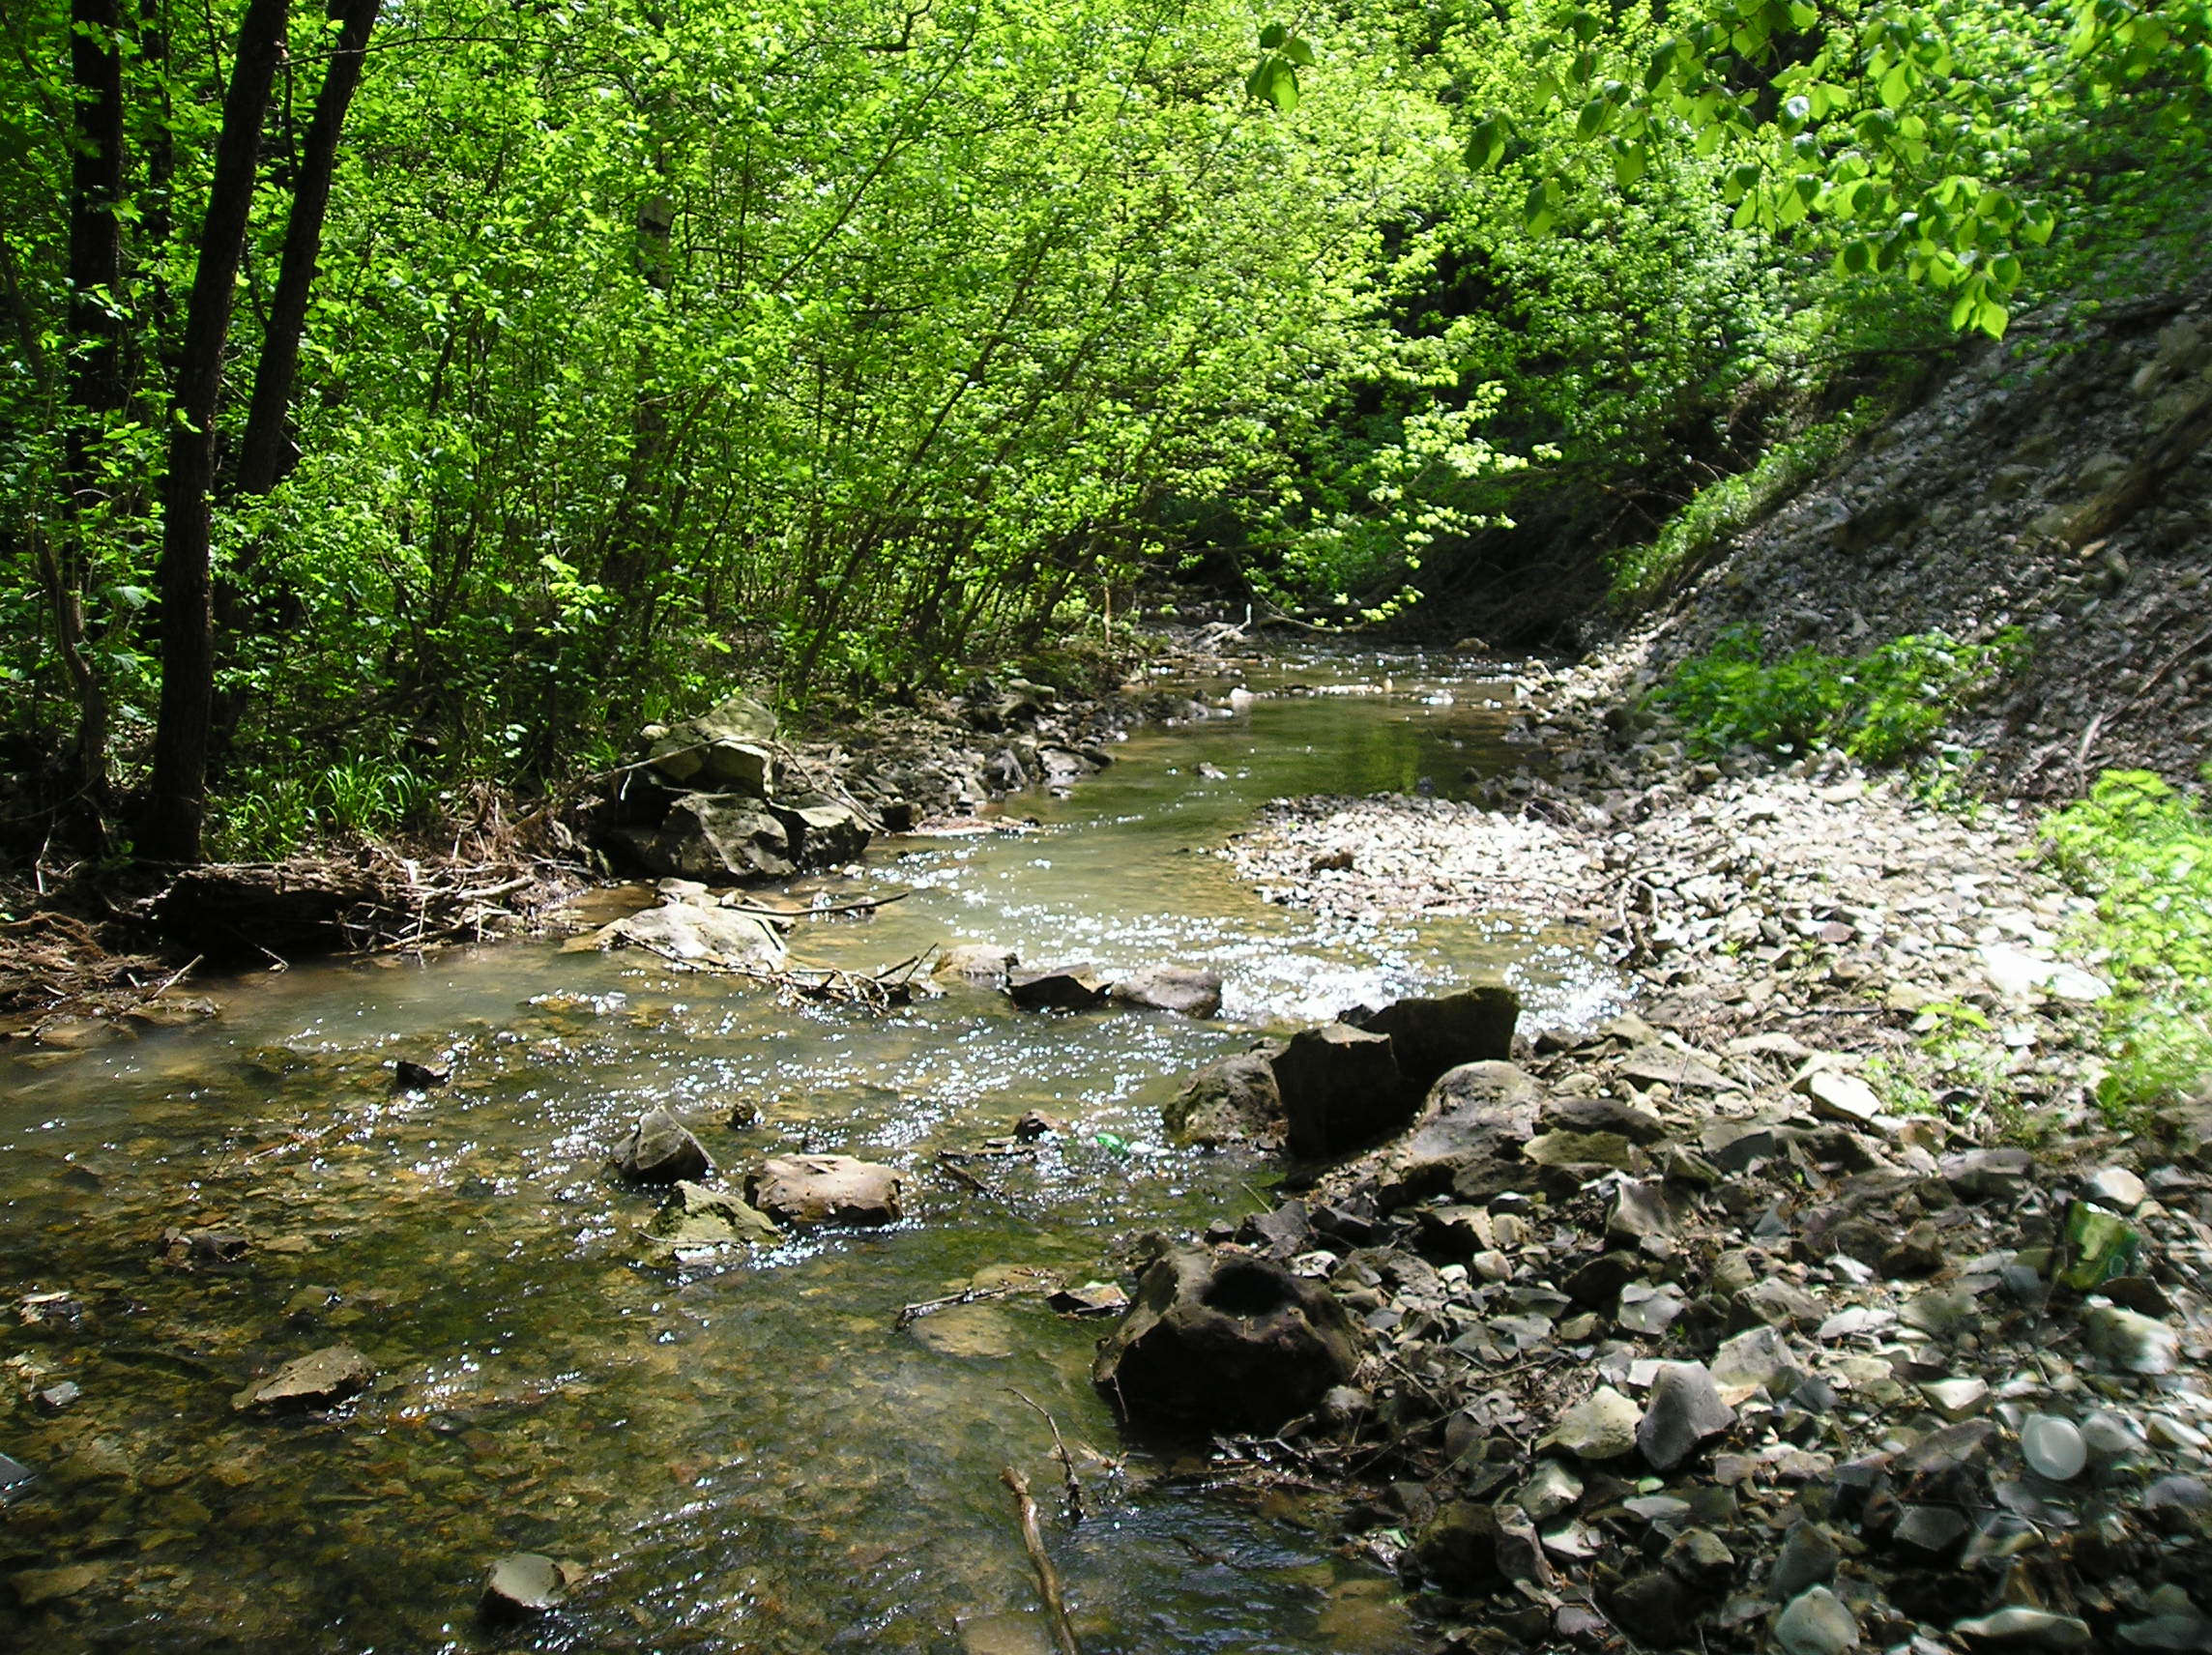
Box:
left=3, top=0, right=2211, bottom=866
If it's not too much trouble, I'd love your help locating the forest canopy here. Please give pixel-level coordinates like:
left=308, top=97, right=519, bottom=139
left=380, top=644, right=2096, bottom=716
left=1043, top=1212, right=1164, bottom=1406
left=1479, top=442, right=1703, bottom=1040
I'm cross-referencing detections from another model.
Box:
left=2, top=0, right=2206, bottom=860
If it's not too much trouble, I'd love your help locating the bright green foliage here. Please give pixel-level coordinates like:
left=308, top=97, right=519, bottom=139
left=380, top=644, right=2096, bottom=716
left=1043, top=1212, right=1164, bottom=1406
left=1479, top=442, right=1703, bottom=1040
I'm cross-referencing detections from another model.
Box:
left=1467, top=0, right=2212, bottom=339
left=1654, top=624, right=2026, bottom=762
left=2045, top=769, right=2212, bottom=1115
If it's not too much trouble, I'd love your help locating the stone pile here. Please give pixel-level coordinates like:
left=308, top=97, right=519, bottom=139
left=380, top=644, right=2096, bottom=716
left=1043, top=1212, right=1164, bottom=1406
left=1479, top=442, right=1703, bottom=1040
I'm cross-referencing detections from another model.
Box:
left=1118, top=1013, right=2212, bottom=1653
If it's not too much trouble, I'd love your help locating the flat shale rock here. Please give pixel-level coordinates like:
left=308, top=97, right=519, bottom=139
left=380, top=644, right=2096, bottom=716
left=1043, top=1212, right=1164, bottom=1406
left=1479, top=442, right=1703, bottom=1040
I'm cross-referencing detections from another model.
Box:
left=1108, top=965, right=1223, bottom=1017
left=232, top=1344, right=374, bottom=1412
left=746, top=1154, right=903, bottom=1227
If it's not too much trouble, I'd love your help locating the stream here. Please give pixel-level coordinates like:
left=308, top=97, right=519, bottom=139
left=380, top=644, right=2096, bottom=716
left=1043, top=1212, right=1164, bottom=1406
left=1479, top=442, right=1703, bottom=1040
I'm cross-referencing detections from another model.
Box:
left=0, top=650, right=1621, bottom=1653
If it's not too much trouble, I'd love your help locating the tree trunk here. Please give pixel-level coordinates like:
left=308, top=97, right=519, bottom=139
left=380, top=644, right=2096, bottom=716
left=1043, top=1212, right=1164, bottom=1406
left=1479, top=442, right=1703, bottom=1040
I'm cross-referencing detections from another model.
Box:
left=233, top=0, right=379, bottom=497
left=142, top=0, right=291, bottom=865
left=60, top=0, right=128, bottom=802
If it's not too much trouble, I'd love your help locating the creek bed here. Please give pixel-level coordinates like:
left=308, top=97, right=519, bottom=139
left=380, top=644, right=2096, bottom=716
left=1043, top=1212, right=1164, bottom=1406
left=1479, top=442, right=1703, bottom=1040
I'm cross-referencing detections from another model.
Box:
left=0, top=651, right=1618, bottom=1653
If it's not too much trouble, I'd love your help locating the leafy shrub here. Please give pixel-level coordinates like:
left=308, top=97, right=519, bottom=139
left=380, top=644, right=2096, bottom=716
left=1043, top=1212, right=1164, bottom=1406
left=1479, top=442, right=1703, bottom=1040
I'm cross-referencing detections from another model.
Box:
left=1653, top=625, right=2027, bottom=764
left=210, top=760, right=435, bottom=862
left=2044, top=769, right=2212, bottom=1115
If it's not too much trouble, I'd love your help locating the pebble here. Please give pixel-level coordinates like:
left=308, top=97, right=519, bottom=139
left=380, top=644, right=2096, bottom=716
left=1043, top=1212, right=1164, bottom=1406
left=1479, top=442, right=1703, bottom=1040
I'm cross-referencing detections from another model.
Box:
left=1951, top=1607, right=2093, bottom=1650
left=2020, top=1414, right=2086, bottom=1481
left=480, top=1553, right=567, bottom=1623
left=1547, top=1385, right=1643, bottom=1460
left=1775, top=1585, right=1861, bottom=1655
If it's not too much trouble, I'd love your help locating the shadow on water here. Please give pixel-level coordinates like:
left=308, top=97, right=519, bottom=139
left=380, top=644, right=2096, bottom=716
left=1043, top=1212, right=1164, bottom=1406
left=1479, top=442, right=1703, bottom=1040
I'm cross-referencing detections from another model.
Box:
left=0, top=649, right=1619, bottom=1652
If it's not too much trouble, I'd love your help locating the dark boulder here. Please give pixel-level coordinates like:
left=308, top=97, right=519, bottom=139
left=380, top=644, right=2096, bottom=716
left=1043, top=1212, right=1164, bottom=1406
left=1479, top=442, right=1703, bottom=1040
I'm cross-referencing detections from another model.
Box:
left=612, top=794, right=795, bottom=882
left=1343, top=985, right=1520, bottom=1094
left=1007, top=964, right=1109, bottom=1010
left=1272, top=1022, right=1405, bottom=1160
left=1092, top=1247, right=1359, bottom=1434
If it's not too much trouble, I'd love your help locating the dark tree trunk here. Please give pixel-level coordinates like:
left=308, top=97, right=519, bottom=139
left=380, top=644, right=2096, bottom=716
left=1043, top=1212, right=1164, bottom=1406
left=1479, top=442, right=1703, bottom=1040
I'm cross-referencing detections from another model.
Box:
left=234, top=0, right=379, bottom=497
left=60, top=0, right=128, bottom=802
left=142, top=0, right=291, bottom=864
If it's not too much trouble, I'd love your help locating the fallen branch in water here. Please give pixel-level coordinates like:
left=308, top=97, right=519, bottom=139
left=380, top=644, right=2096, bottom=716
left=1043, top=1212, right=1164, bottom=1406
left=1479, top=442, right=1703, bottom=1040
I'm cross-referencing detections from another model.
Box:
left=1001, top=1466, right=1082, bottom=1655
left=1008, top=1388, right=1085, bottom=1525
left=720, top=889, right=912, bottom=920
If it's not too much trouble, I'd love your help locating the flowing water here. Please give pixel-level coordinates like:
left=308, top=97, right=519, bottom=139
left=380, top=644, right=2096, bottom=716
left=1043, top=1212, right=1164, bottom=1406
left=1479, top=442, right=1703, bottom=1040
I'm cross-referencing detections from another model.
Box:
left=0, top=651, right=1619, bottom=1653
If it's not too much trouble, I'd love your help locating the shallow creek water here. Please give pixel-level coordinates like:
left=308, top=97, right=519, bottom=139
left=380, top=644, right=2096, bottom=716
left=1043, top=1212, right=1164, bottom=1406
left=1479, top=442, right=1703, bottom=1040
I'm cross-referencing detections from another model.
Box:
left=1, top=651, right=1619, bottom=1653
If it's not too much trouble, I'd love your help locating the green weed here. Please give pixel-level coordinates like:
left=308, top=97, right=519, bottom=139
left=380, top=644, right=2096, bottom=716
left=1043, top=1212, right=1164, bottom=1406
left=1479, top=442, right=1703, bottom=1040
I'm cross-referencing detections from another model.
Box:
left=1652, top=625, right=2027, bottom=765
left=2044, top=769, right=2212, bottom=1118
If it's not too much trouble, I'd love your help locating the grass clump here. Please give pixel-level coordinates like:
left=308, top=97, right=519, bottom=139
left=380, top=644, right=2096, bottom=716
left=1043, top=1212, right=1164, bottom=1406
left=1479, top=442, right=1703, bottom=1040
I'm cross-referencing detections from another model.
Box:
left=1652, top=624, right=2027, bottom=766
left=2044, top=769, right=2212, bottom=1118
left=210, top=760, right=437, bottom=862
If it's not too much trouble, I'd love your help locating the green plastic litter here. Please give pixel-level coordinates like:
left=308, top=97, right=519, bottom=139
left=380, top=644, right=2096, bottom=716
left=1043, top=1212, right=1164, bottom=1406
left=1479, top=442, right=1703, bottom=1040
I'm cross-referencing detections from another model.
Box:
left=2060, top=1201, right=2142, bottom=1291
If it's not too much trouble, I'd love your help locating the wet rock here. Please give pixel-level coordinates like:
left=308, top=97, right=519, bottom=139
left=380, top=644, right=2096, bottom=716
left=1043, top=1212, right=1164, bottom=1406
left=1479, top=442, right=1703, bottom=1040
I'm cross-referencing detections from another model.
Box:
left=231, top=1344, right=374, bottom=1412
left=1343, top=985, right=1519, bottom=1093
left=1272, top=1022, right=1405, bottom=1160
left=616, top=1108, right=713, bottom=1184
left=480, top=1553, right=567, bottom=1623
left=935, top=944, right=1019, bottom=986
left=0, top=1452, right=35, bottom=1503
left=746, top=1155, right=903, bottom=1227
left=1092, top=1247, right=1359, bottom=1434
left=1011, top=1110, right=1062, bottom=1140
left=393, top=1059, right=449, bottom=1089
left=597, top=898, right=787, bottom=963
left=768, top=799, right=872, bottom=867
left=157, top=1227, right=252, bottom=1269
left=1108, top=965, right=1223, bottom=1017
left=1770, top=1521, right=1839, bottom=1600
left=1638, top=1361, right=1734, bottom=1471
left=1006, top=964, right=1109, bottom=1011
left=34, top=1380, right=80, bottom=1413
left=1775, top=1586, right=1860, bottom=1655
left=643, top=1180, right=780, bottom=1247
left=1547, top=1385, right=1643, bottom=1461
left=1046, top=1281, right=1128, bottom=1317
left=1951, top=1608, right=2093, bottom=1651
left=2082, top=1302, right=2179, bottom=1374
left=1164, top=1053, right=1283, bottom=1147
left=10, top=1563, right=105, bottom=1608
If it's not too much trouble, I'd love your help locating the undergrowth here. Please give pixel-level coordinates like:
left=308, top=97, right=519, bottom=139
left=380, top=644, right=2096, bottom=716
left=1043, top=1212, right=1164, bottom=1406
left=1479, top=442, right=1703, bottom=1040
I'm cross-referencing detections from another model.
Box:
left=1652, top=624, right=2028, bottom=766
left=1608, top=404, right=1878, bottom=612
left=2043, top=769, right=2212, bottom=1118
left=210, top=761, right=437, bottom=862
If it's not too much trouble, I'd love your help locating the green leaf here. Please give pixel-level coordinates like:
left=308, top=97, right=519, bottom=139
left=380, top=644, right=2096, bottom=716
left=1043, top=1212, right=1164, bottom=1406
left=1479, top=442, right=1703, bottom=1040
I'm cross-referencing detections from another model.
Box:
left=1613, top=140, right=1647, bottom=188
left=1282, top=36, right=1316, bottom=68
left=1576, top=96, right=1611, bottom=138
left=1258, top=22, right=1286, bottom=49
left=1467, top=117, right=1507, bottom=171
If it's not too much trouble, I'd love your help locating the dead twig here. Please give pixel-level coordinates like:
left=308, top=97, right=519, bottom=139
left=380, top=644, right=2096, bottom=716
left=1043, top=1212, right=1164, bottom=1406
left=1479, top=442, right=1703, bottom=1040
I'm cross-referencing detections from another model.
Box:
left=1008, top=1388, right=1085, bottom=1525
left=1000, top=1466, right=1082, bottom=1655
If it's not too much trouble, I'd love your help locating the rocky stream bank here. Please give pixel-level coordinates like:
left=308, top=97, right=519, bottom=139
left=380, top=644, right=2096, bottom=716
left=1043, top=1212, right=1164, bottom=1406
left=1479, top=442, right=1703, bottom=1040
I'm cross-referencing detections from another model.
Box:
left=1112, top=594, right=2212, bottom=1654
